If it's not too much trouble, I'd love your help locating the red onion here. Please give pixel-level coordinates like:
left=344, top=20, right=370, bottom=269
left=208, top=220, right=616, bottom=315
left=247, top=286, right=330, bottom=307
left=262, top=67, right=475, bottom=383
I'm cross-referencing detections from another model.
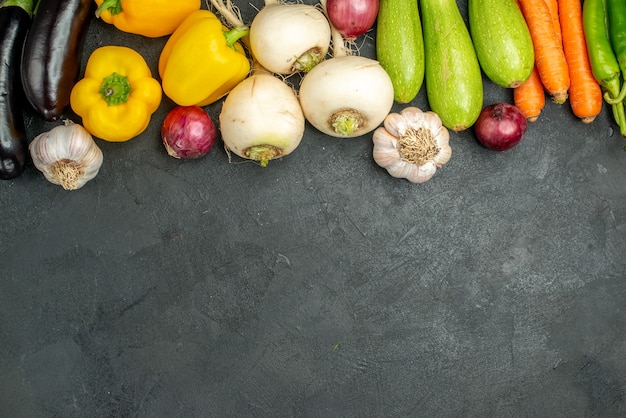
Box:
left=161, top=106, right=217, bottom=159
left=474, top=103, right=528, bottom=151
left=326, top=0, right=379, bottom=40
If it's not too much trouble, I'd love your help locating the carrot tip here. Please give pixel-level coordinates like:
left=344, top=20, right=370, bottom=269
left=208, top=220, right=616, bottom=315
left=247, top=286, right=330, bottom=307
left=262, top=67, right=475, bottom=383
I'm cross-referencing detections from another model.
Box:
left=551, top=92, right=568, bottom=104
left=526, top=115, right=540, bottom=123
left=580, top=116, right=596, bottom=124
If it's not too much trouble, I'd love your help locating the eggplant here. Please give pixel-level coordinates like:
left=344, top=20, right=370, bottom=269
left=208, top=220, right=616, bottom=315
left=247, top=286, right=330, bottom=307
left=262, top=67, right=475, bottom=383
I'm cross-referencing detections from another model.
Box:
left=21, top=0, right=93, bottom=121
left=0, top=2, right=32, bottom=180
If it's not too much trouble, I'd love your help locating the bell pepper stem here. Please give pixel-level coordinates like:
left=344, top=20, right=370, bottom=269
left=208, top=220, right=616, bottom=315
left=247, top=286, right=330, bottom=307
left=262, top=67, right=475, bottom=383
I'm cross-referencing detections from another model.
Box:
left=95, top=0, right=122, bottom=18
left=223, top=26, right=250, bottom=49
left=99, top=72, right=132, bottom=106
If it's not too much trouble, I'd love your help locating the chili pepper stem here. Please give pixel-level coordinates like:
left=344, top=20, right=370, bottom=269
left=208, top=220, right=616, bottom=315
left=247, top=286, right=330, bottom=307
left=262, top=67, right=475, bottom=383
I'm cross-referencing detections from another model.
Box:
left=603, top=80, right=626, bottom=104
left=611, top=101, right=626, bottom=137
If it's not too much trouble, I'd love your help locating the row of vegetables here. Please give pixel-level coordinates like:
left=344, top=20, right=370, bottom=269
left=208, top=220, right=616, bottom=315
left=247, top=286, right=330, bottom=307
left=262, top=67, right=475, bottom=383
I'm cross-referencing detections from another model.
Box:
left=0, top=0, right=624, bottom=189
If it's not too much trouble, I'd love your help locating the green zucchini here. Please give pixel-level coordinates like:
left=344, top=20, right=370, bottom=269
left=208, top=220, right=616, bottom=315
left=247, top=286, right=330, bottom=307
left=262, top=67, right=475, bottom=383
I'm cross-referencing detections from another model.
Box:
left=376, top=0, right=424, bottom=103
left=469, top=0, right=534, bottom=88
left=420, top=0, right=483, bottom=131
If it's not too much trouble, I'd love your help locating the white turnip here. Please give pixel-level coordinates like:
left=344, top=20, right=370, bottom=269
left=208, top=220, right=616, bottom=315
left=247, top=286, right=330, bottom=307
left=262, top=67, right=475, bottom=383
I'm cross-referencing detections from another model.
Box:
left=249, top=1, right=331, bottom=75
left=209, top=0, right=307, bottom=166
left=219, top=73, right=305, bottom=167
left=298, top=0, right=394, bottom=138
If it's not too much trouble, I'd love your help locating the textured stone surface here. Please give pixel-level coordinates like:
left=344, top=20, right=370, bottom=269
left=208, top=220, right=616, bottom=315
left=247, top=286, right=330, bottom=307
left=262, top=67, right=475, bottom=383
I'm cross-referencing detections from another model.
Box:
left=1, top=1, right=625, bottom=417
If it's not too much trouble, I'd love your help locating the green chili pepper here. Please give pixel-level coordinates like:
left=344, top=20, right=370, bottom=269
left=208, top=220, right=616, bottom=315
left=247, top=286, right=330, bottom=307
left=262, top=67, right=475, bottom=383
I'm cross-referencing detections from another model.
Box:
left=607, top=0, right=626, bottom=74
left=583, top=0, right=626, bottom=136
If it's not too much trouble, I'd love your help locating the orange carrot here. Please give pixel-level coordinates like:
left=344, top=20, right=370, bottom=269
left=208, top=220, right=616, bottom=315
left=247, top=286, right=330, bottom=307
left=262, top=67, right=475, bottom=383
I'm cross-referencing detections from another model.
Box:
left=518, top=0, right=570, bottom=104
left=558, top=0, right=603, bottom=123
left=514, top=65, right=546, bottom=122
left=545, top=0, right=563, bottom=47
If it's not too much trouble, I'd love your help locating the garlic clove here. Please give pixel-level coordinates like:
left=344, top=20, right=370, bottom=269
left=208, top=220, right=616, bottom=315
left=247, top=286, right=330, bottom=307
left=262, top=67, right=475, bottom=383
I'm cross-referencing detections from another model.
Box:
left=382, top=111, right=407, bottom=138
left=372, top=127, right=401, bottom=167
left=400, top=106, right=427, bottom=128
left=384, top=158, right=412, bottom=179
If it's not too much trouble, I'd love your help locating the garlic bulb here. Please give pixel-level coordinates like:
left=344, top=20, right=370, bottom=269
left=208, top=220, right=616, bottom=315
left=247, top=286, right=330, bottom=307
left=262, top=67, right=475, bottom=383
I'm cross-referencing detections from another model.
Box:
left=29, top=121, right=104, bottom=190
left=372, top=106, right=452, bottom=184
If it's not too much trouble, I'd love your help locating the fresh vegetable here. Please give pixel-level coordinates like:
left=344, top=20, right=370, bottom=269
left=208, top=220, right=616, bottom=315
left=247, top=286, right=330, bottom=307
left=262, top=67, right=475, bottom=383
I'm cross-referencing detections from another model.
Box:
left=29, top=120, right=103, bottom=190
left=326, top=0, right=379, bottom=41
left=220, top=74, right=305, bottom=167
left=514, top=66, right=545, bottom=122
left=420, top=0, right=483, bottom=131
left=372, top=106, right=451, bottom=184
left=298, top=0, right=394, bottom=138
left=583, top=0, right=622, bottom=98
left=94, top=0, right=200, bottom=38
left=0, top=0, right=32, bottom=180
left=21, top=0, right=93, bottom=121
left=70, top=45, right=162, bottom=142
left=607, top=0, right=626, bottom=81
left=583, top=0, right=626, bottom=136
left=248, top=0, right=331, bottom=74
left=558, top=0, right=602, bottom=123
left=468, top=0, right=534, bottom=88
left=161, top=106, right=217, bottom=159
left=211, top=0, right=306, bottom=166
left=376, top=0, right=424, bottom=103
left=518, top=0, right=570, bottom=104
left=474, top=103, right=528, bottom=151
left=299, top=54, right=394, bottom=137
left=158, top=10, right=250, bottom=107
left=545, top=0, right=562, bottom=46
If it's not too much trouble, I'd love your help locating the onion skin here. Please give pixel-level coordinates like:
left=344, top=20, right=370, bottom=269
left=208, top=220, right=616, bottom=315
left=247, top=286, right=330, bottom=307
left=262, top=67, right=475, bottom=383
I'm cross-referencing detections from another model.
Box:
left=326, top=0, right=379, bottom=40
left=474, top=103, right=527, bottom=151
left=161, top=106, right=217, bottom=159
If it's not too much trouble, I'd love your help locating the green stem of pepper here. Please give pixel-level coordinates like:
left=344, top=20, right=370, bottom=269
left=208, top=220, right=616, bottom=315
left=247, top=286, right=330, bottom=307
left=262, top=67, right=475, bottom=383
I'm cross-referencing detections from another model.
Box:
left=95, top=0, right=122, bottom=18
left=603, top=85, right=626, bottom=105
left=611, top=101, right=626, bottom=137
left=99, top=72, right=132, bottom=106
left=223, top=26, right=250, bottom=49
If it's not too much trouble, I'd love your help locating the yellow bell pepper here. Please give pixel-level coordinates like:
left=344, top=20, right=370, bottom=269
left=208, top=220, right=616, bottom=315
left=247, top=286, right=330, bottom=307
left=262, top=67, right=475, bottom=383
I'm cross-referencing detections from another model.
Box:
left=158, top=10, right=251, bottom=107
left=94, top=0, right=201, bottom=38
left=70, top=45, right=162, bottom=143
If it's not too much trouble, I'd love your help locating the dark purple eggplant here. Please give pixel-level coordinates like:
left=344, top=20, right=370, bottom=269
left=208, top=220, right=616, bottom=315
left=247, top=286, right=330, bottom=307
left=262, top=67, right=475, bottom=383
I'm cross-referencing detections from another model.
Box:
left=0, top=2, right=32, bottom=180
left=20, top=0, right=93, bottom=121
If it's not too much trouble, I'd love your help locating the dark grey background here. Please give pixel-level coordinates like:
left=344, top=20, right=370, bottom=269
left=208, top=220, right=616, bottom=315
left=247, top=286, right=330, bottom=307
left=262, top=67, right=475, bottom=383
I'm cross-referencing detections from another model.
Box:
left=1, top=0, right=625, bottom=416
